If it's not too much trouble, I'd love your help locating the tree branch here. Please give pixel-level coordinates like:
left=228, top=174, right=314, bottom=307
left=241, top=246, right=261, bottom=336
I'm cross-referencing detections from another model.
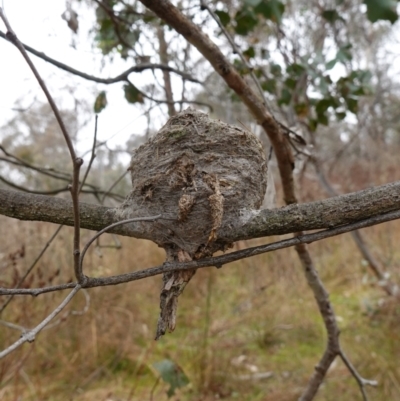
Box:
left=0, top=180, right=399, bottom=242
left=0, top=30, right=201, bottom=85
left=2, top=208, right=399, bottom=297
left=0, top=285, right=81, bottom=359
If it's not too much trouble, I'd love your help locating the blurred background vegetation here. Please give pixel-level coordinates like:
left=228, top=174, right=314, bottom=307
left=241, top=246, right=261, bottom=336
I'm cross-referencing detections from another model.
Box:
left=0, top=0, right=400, bottom=399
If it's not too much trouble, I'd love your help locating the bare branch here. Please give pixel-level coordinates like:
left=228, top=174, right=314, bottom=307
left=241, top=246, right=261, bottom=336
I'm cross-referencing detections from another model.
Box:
left=0, top=12, right=77, bottom=163
left=1, top=180, right=400, bottom=241
left=0, top=225, right=64, bottom=315
left=99, top=170, right=128, bottom=204
left=0, top=145, right=71, bottom=181
left=157, top=25, right=176, bottom=116
left=0, top=146, right=123, bottom=201
left=0, top=30, right=202, bottom=84
left=43, top=289, right=91, bottom=331
left=1, top=208, right=399, bottom=297
left=339, top=350, right=377, bottom=401
left=0, top=284, right=81, bottom=359
left=79, top=115, right=98, bottom=193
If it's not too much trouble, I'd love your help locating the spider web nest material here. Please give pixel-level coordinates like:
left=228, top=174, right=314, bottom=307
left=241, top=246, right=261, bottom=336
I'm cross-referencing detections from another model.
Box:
left=115, top=108, right=267, bottom=338
left=117, top=108, right=267, bottom=256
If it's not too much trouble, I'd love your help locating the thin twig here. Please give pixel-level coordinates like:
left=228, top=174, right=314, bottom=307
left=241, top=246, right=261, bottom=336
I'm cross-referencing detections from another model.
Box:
left=0, top=30, right=201, bottom=84
left=100, top=170, right=129, bottom=204
left=0, top=320, right=25, bottom=332
left=0, top=225, right=64, bottom=315
left=79, top=115, right=98, bottom=193
left=339, top=350, right=377, bottom=401
left=43, top=289, right=91, bottom=331
left=78, top=215, right=163, bottom=276
left=0, top=284, right=81, bottom=359
left=0, top=11, right=76, bottom=162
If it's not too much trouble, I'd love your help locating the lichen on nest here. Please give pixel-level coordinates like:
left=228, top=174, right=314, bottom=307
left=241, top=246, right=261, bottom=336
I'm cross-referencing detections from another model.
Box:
left=116, top=107, right=268, bottom=257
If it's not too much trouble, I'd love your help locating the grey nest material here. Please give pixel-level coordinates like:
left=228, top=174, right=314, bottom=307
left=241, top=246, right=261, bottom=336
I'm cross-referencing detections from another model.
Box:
left=116, top=108, right=267, bottom=339
left=117, top=108, right=268, bottom=257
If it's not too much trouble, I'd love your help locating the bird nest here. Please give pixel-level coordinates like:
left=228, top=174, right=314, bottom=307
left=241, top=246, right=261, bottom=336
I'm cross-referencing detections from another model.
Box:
left=117, top=108, right=267, bottom=257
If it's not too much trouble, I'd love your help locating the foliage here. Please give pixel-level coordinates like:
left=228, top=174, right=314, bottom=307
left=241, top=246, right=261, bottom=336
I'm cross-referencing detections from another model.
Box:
left=93, top=91, right=108, bottom=113
left=72, top=0, right=400, bottom=140
left=153, top=359, right=190, bottom=397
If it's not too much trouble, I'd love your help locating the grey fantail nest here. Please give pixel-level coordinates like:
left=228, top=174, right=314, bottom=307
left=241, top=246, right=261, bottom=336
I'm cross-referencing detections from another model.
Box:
left=116, top=108, right=267, bottom=338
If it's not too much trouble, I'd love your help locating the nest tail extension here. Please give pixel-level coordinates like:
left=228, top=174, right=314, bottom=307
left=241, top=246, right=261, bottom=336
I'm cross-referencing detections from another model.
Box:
left=156, top=249, right=195, bottom=340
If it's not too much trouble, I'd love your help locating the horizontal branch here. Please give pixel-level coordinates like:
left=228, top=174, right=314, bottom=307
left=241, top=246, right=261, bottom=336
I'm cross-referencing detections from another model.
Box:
left=0, top=30, right=201, bottom=84
left=2, top=208, right=399, bottom=296
left=0, top=180, right=400, bottom=242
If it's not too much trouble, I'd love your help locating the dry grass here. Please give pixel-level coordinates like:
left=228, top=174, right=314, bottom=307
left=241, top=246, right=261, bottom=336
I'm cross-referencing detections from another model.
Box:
left=0, top=202, right=400, bottom=400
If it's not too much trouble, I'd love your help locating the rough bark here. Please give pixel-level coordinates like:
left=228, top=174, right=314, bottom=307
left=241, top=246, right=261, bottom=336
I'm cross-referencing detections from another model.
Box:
left=157, top=25, right=176, bottom=117
left=1, top=180, right=399, bottom=241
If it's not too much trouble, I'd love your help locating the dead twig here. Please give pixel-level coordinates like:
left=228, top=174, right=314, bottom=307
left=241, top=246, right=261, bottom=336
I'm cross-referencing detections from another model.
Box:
left=0, top=284, right=81, bottom=359
left=0, top=30, right=202, bottom=84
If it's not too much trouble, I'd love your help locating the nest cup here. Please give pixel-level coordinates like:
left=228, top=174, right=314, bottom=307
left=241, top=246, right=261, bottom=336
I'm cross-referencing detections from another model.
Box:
left=117, top=108, right=267, bottom=257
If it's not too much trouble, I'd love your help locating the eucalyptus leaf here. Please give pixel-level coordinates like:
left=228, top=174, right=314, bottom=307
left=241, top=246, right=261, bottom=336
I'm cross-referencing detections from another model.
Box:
left=215, top=10, right=231, bottom=26
left=363, top=0, right=398, bottom=23
left=94, top=91, right=107, bottom=113
left=123, top=84, right=144, bottom=104
left=153, top=359, right=190, bottom=398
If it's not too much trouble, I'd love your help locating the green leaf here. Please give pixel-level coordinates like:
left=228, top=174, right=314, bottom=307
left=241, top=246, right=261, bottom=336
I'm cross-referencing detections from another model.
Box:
left=215, top=10, right=231, bottom=27
left=363, top=0, right=398, bottom=24
left=94, top=91, right=107, bottom=113
left=153, top=360, right=189, bottom=398
left=123, top=83, right=144, bottom=104
left=244, top=0, right=262, bottom=6
left=318, top=76, right=330, bottom=95
left=278, top=88, right=291, bottom=105
left=321, top=9, right=341, bottom=23
left=335, top=111, right=347, bottom=120
left=261, top=48, right=270, bottom=59
left=261, top=79, right=276, bottom=94
left=243, top=46, right=256, bottom=59
left=315, top=96, right=338, bottom=125
left=234, top=7, right=258, bottom=35
left=326, top=58, right=337, bottom=70
left=284, top=77, right=297, bottom=89
left=255, top=0, right=285, bottom=23
left=286, top=63, right=306, bottom=77
left=309, top=118, right=318, bottom=132
left=317, top=113, right=328, bottom=125
left=270, top=63, right=282, bottom=76
left=345, top=97, right=358, bottom=113
left=294, top=102, right=309, bottom=118
left=336, top=44, right=352, bottom=63
left=316, top=98, right=333, bottom=115
left=233, top=57, right=248, bottom=74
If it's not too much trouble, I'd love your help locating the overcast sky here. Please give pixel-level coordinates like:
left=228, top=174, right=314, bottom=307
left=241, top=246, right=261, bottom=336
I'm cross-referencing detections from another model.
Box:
left=0, top=0, right=154, bottom=156
left=1, top=1, right=400, bottom=156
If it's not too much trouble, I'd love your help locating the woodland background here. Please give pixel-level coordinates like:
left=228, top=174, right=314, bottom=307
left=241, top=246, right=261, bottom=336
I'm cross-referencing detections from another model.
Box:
left=0, top=0, right=400, bottom=400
